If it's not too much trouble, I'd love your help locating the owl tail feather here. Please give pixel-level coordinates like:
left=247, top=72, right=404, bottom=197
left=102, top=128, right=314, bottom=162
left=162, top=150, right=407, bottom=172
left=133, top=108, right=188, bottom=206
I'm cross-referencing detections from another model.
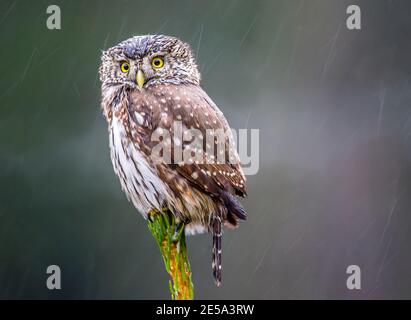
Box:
left=212, top=216, right=222, bottom=287
left=222, top=191, right=247, bottom=222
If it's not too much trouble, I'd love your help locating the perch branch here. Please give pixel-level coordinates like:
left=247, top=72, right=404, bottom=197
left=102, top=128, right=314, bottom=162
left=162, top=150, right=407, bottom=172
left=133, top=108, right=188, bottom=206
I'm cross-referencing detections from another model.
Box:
left=147, top=208, right=194, bottom=300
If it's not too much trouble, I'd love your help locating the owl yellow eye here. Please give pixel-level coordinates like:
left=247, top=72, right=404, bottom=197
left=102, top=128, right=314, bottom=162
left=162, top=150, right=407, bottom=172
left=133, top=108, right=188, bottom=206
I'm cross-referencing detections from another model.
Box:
left=151, top=57, right=164, bottom=69
left=120, top=61, right=130, bottom=73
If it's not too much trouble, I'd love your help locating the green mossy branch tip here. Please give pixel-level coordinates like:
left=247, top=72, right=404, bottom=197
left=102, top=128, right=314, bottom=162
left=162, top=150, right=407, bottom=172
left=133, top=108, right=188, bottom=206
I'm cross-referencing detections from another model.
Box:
left=147, top=208, right=194, bottom=300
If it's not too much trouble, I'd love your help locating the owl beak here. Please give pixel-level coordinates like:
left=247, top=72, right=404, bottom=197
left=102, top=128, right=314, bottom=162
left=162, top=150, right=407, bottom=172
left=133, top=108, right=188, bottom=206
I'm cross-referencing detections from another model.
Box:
left=136, top=69, right=145, bottom=89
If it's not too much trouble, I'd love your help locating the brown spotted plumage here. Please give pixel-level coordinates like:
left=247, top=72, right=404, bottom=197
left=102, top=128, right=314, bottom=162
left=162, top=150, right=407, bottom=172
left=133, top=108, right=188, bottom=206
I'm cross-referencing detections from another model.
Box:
left=99, top=35, right=247, bottom=286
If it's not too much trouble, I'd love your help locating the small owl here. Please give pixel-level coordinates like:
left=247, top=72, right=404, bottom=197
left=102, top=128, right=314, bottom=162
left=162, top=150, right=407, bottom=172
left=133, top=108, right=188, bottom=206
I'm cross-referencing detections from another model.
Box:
left=99, top=35, right=247, bottom=285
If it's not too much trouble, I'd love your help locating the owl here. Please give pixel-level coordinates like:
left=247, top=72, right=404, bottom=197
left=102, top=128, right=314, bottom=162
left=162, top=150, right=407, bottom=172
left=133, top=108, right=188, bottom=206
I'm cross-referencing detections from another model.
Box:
left=99, top=35, right=247, bottom=286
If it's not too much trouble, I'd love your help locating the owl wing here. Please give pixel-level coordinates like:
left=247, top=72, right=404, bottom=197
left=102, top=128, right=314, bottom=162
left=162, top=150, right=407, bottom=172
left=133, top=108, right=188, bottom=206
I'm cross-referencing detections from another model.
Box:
left=128, top=84, right=247, bottom=220
left=162, top=85, right=246, bottom=194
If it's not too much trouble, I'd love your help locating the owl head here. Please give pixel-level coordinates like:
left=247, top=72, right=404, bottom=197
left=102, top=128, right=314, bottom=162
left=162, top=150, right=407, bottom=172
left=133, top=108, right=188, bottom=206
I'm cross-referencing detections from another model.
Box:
left=99, top=35, right=201, bottom=89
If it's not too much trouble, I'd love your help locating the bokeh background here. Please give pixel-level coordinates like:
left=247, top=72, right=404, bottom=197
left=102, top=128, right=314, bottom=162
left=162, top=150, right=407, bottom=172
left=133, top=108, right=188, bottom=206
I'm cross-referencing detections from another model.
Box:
left=1, top=0, right=411, bottom=299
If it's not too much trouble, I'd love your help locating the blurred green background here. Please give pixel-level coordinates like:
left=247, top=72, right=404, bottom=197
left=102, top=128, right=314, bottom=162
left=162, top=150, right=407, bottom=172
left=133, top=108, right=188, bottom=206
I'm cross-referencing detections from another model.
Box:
left=1, top=0, right=411, bottom=299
